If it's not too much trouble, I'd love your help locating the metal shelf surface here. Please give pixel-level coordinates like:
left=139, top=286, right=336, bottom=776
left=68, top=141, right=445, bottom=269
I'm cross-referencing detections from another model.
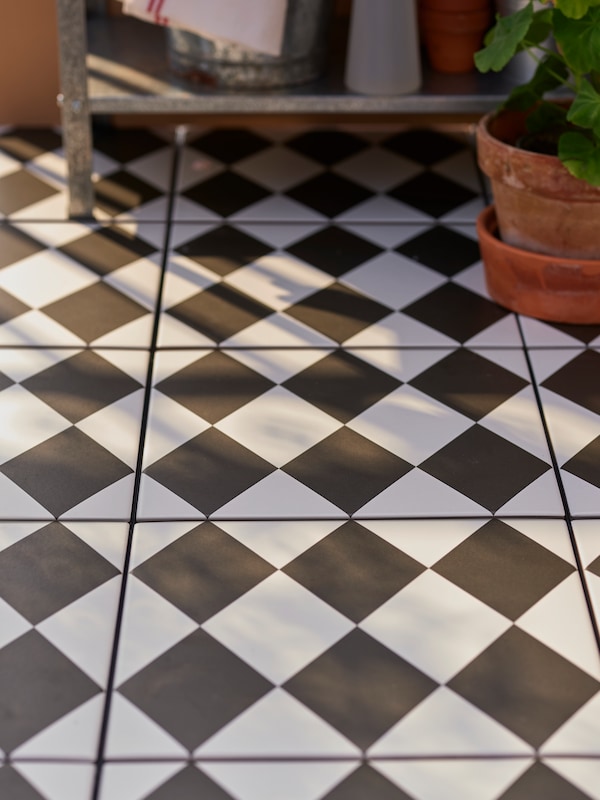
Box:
left=86, top=14, right=519, bottom=116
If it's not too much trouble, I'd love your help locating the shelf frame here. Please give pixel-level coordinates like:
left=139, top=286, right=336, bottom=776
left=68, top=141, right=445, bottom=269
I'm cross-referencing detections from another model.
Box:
left=56, top=0, right=516, bottom=217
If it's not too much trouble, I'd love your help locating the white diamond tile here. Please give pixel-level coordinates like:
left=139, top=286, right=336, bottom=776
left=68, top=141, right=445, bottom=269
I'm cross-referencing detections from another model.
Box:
left=216, top=520, right=340, bottom=569
left=200, top=760, right=359, bottom=800
left=214, top=387, right=341, bottom=468
left=366, top=519, right=485, bottom=568
left=137, top=475, right=205, bottom=519
left=12, top=763, right=95, bottom=800
left=98, top=763, right=184, bottom=800
left=142, top=390, right=211, bottom=468
left=104, top=693, right=188, bottom=759
left=545, top=758, right=600, bottom=799
left=37, top=578, right=122, bottom=687
left=197, top=688, right=360, bottom=757
left=231, top=195, right=326, bottom=223
left=0, top=250, right=96, bottom=306
left=369, top=687, right=532, bottom=757
left=479, top=389, right=552, bottom=462
left=234, top=146, right=322, bottom=191
left=373, top=758, right=532, bottom=800
left=0, top=385, right=70, bottom=462
left=212, top=470, right=345, bottom=519
left=357, top=469, right=489, bottom=517
left=0, top=310, right=84, bottom=347
left=0, top=596, right=30, bottom=649
left=541, top=691, right=600, bottom=756
left=203, top=572, right=353, bottom=684
left=344, top=311, right=456, bottom=347
left=360, top=570, right=511, bottom=683
left=342, top=252, right=446, bottom=309
left=114, top=576, right=197, bottom=686
left=222, top=311, right=335, bottom=348
left=61, top=475, right=136, bottom=521
left=348, top=385, right=471, bottom=465
left=224, top=253, right=331, bottom=311
left=333, top=148, right=422, bottom=192
left=104, top=256, right=163, bottom=311
left=516, top=574, right=600, bottom=680
left=12, top=695, right=105, bottom=760
left=347, top=348, right=449, bottom=382
left=76, top=390, right=146, bottom=469
left=536, top=388, right=600, bottom=464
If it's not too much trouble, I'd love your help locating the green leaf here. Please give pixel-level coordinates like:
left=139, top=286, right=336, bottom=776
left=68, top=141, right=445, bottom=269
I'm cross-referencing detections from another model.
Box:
left=553, top=8, right=600, bottom=74
left=504, top=53, right=570, bottom=110
left=524, top=8, right=554, bottom=46
left=567, top=79, right=600, bottom=136
left=558, top=131, right=600, bottom=185
left=554, top=0, right=600, bottom=19
left=474, top=2, right=534, bottom=72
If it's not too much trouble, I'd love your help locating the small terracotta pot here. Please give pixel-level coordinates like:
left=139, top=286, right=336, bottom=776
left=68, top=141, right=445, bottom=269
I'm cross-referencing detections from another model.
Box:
left=419, top=5, right=491, bottom=72
left=477, top=108, right=600, bottom=259
left=477, top=205, right=600, bottom=324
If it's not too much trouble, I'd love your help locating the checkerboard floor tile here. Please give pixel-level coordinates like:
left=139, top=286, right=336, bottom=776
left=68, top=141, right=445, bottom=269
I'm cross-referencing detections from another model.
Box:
left=1, top=123, right=599, bottom=800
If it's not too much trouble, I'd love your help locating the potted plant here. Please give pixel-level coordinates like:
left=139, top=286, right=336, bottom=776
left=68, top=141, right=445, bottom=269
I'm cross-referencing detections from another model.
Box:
left=473, top=0, right=600, bottom=323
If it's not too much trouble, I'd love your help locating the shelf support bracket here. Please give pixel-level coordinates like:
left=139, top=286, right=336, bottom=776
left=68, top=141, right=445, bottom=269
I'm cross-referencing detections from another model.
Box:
left=56, top=0, right=94, bottom=218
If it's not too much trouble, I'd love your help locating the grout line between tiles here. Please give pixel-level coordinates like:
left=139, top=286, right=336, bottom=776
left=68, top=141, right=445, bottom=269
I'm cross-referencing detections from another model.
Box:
left=517, top=316, right=600, bottom=656
left=90, top=127, right=186, bottom=800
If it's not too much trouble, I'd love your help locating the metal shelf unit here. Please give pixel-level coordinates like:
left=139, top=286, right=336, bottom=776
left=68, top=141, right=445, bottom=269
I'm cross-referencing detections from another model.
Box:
left=56, top=0, right=518, bottom=216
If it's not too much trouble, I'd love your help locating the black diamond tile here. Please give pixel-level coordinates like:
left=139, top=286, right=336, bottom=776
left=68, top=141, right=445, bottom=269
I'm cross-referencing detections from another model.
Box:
left=420, top=426, right=550, bottom=512
left=1, top=427, right=132, bottom=517
left=93, top=170, right=162, bottom=216
left=145, top=428, right=275, bottom=516
left=0, top=170, right=59, bottom=215
left=119, top=629, right=271, bottom=750
left=284, top=629, right=436, bottom=750
left=188, top=129, right=271, bottom=164
left=91, top=127, right=168, bottom=163
left=133, top=522, right=274, bottom=624
left=0, top=224, right=45, bottom=268
left=0, top=370, right=13, bottom=392
left=563, top=436, right=600, bottom=489
left=588, top=551, right=600, bottom=578
left=285, top=130, right=369, bottom=165
left=409, top=349, right=528, bottom=421
left=381, top=129, right=466, bottom=165
left=0, top=766, right=47, bottom=800
left=166, top=283, right=273, bottom=344
left=286, top=226, right=382, bottom=277
left=58, top=227, right=156, bottom=276
left=175, top=225, right=272, bottom=277
left=284, top=521, right=424, bottom=622
left=448, top=627, right=600, bottom=748
left=285, top=282, right=391, bottom=344
left=155, top=351, right=274, bottom=423
left=283, top=428, right=412, bottom=515
left=145, top=765, right=235, bottom=800
left=0, top=128, right=62, bottom=162
left=434, top=519, right=574, bottom=621
left=545, top=321, right=600, bottom=345
left=0, top=522, right=118, bottom=624
left=0, top=631, right=99, bottom=753
left=402, top=283, right=508, bottom=343
left=23, top=351, right=141, bottom=423
left=322, top=764, right=413, bottom=800
left=182, top=172, right=270, bottom=217
left=0, top=288, right=29, bottom=324
left=283, top=350, right=400, bottom=423
left=388, top=172, right=478, bottom=218
left=499, top=761, right=593, bottom=800
left=541, top=350, right=600, bottom=415
left=396, top=226, right=480, bottom=276
left=286, top=173, right=372, bottom=218
left=42, top=282, right=148, bottom=343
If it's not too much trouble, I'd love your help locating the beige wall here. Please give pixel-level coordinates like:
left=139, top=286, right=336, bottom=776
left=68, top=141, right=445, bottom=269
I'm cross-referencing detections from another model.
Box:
left=0, top=1, right=61, bottom=126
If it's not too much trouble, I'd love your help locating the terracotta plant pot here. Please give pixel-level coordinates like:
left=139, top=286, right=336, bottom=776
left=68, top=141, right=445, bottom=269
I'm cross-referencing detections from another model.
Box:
left=419, top=1, right=491, bottom=72
left=477, top=205, right=600, bottom=324
left=477, top=107, right=600, bottom=260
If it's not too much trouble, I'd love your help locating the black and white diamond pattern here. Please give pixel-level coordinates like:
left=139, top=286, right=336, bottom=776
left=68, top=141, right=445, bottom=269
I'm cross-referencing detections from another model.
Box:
left=1, top=124, right=600, bottom=800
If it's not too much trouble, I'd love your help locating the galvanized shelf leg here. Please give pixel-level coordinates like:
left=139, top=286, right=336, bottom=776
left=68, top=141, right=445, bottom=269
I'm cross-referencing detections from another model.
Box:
left=56, top=0, right=94, bottom=218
